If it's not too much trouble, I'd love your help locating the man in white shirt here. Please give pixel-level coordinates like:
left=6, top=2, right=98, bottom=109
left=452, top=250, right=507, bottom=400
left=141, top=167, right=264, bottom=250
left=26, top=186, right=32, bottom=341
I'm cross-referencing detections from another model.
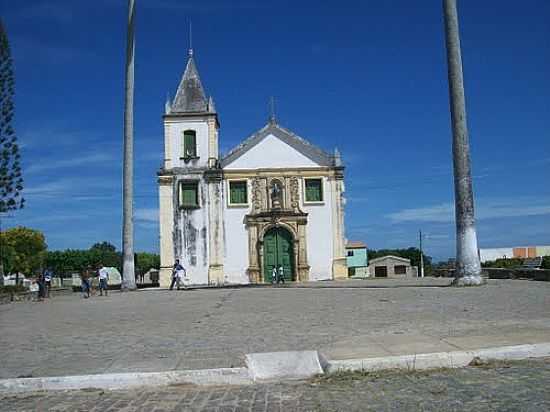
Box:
left=98, top=264, right=109, bottom=296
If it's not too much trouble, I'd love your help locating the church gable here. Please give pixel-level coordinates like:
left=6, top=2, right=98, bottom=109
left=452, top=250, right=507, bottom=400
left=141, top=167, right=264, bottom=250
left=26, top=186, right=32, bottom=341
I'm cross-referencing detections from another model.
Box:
left=221, top=122, right=333, bottom=170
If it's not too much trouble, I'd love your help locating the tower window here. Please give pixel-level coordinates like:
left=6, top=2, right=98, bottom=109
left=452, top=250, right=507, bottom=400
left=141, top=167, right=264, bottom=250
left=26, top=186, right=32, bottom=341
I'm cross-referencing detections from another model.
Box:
left=182, top=130, right=197, bottom=159
left=304, top=178, right=323, bottom=203
left=179, top=181, right=199, bottom=208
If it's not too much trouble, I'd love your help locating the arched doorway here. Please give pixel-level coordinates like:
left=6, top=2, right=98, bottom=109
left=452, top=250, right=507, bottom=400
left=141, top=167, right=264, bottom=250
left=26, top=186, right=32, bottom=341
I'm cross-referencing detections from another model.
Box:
left=263, top=226, right=295, bottom=282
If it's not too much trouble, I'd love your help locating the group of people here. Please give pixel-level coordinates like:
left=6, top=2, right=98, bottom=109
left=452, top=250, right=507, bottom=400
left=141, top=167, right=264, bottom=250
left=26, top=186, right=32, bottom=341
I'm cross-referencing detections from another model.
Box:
left=35, top=269, right=53, bottom=300
left=80, top=263, right=110, bottom=298
left=271, top=265, right=285, bottom=284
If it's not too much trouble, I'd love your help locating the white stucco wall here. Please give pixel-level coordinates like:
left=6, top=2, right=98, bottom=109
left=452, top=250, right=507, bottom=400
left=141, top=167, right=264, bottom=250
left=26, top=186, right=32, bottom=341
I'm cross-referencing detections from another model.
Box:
left=479, top=248, right=514, bottom=263
left=221, top=178, right=250, bottom=284
left=165, top=119, right=210, bottom=169
left=176, top=178, right=210, bottom=285
left=303, top=177, right=333, bottom=280
left=224, top=134, right=319, bottom=169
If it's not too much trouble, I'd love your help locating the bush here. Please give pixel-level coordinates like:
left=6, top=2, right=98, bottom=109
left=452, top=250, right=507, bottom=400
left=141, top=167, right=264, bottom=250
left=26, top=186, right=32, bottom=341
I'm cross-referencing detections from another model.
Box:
left=482, top=258, right=523, bottom=269
left=542, top=256, right=550, bottom=270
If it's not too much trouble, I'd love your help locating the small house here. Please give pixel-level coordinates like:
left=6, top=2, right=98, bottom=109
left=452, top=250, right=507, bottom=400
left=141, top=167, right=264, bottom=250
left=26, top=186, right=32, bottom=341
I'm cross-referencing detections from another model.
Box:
left=368, top=255, right=418, bottom=278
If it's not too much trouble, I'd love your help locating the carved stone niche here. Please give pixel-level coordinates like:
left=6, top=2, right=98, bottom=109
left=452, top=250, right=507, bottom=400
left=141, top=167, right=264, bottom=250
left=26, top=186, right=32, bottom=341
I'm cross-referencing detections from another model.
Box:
left=269, top=178, right=284, bottom=210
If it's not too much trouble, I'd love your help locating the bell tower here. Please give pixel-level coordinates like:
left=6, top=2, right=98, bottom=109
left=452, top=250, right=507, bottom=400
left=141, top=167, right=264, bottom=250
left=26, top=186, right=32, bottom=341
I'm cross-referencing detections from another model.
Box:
left=158, top=48, right=224, bottom=287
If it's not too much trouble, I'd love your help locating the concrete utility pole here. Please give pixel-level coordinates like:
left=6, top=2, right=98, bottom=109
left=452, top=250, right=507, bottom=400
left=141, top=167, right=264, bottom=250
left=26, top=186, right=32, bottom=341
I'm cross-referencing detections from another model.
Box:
left=419, top=230, right=424, bottom=278
left=122, top=0, right=136, bottom=290
left=443, top=0, right=482, bottom=286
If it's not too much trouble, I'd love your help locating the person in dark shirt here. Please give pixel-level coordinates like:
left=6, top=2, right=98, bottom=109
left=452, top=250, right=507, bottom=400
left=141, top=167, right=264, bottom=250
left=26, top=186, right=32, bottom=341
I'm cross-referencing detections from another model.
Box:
left=170, top=259, right=186, bottom=290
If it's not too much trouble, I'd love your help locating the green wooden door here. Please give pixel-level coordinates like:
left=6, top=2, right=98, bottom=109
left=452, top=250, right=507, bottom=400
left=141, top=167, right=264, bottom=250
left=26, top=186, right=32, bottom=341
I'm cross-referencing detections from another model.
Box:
left=264, top=231, right=278, bottom=282
left=263, top=227, right=294, bottom=282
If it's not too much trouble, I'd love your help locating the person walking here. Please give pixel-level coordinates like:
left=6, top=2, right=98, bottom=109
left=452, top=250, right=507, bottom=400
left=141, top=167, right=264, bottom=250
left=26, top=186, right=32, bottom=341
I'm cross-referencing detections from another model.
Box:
left=43, top=269, right=52, bottom=298
left=98, top=264, right=109, bottom=296
left=36, top=271, right=45, bottom=301
left=271, top=266, right=277, bottom=285
left=170, top=259, right=186, bottom=290
left=277, top=265, right=285, bottom=284
left=80, top=269, right=91, bottom=299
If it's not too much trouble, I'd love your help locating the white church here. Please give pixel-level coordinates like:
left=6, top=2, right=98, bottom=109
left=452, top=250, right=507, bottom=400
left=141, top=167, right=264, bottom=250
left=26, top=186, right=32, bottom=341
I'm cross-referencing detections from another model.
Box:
left=158, top=49, right=347, bottom=286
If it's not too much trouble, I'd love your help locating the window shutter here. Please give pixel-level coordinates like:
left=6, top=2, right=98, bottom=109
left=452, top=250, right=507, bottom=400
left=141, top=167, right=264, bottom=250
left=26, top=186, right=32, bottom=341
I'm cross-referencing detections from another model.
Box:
left=305, top=179, right=322, bottom=202
left=183, top=131, right=196, bottom=158
left=230, top=181, right=247, bottom=204
left=181, top=183, right=198, bottom=207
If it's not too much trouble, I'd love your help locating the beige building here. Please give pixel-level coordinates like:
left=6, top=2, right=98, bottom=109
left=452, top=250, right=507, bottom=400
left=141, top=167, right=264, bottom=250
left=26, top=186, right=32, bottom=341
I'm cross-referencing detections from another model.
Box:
left=367, top=255, right=418, bottom=278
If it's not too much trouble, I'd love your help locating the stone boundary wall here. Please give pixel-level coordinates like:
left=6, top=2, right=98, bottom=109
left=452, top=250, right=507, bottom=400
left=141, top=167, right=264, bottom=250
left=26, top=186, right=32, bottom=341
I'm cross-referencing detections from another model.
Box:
left=484, top=268, right=550, bottom=281
left=433, top=268, right=550, bottom=281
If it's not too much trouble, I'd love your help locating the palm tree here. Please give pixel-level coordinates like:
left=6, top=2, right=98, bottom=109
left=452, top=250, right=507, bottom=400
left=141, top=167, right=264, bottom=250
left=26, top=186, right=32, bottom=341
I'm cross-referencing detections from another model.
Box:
left=443, top=0, right=482, bottom=286
left=122, top=0, right=136, bottom=290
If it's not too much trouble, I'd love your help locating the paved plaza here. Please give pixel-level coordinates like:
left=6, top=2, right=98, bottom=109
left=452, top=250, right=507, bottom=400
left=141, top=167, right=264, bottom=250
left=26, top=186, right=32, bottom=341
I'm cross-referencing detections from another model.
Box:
left=1, top=279, right=550, bottom=380
left=1, top=358, right=549, bottom=411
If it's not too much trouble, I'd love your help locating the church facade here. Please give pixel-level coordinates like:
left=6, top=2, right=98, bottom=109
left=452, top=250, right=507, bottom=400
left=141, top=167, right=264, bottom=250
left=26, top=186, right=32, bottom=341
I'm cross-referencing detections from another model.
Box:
left=158, top=50, right=347, bottom=286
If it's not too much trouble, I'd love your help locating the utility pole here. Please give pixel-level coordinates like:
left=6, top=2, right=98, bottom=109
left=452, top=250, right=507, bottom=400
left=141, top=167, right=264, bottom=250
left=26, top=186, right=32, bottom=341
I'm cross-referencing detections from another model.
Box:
left=443, top=0, right=482, bottom=286
left=419, top=230, right=425, bottom=278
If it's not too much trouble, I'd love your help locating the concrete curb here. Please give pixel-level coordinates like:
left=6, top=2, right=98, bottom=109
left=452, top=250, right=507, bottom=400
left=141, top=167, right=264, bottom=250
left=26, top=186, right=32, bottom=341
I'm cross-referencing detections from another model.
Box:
left=0, top=368, right=252, bottom=394
left=1, top=343, right=549, bottom=394
left=325, top=343, right=550, bottom=373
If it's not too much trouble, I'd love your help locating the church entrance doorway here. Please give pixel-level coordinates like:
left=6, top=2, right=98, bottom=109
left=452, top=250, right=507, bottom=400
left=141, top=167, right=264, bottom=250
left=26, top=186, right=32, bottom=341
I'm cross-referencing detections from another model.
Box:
left=263, top=227, right=295, bottom=283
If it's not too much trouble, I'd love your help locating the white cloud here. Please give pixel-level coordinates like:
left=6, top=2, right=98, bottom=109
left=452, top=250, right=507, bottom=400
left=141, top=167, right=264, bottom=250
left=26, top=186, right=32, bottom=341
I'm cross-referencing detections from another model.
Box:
left=26, top=153, right=115, bottom=174
left=135, top=208, right=158, bottom=223
left=387, top=197, right=550, bottom=223
left=25, top=176, right=118, bottom=200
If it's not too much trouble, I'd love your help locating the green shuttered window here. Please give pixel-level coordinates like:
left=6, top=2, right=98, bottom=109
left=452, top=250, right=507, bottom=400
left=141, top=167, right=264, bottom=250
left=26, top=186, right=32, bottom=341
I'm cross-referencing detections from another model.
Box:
left=305, top=178, right=323, bottom=202
left=229, top=181, right=247, bottom=205
left=180, top=182, right=199, bottom=208
left=183, top=130, right=197, bottom=158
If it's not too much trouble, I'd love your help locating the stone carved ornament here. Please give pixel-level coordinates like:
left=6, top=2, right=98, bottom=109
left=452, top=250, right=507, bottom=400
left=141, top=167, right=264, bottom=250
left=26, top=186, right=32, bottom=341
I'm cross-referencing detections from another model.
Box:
left=270, top=179, right=283, bottom=209
left=290, top=176, right=301, bottom=213
left=251, top=177, right=263, bottom=213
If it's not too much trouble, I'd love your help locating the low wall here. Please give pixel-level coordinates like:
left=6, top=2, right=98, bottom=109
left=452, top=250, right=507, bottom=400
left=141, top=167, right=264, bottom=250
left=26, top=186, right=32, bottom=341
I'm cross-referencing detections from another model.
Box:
left=484, top=268, right=550, bottom=281
left=433, top=268, right=550, bottom=281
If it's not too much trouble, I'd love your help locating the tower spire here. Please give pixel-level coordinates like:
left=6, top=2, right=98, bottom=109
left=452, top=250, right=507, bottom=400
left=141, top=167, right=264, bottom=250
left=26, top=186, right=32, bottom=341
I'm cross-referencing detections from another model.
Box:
left=269, top=96, right=276, bottom=124
left=188, top=21, right=193, bottom=57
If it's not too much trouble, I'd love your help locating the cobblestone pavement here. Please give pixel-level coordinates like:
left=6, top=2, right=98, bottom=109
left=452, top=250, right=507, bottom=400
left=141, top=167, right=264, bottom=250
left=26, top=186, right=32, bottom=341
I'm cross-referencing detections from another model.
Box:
left=2, top=359, right=550, bottom=411
left=1, top=280, right=550, bottom=379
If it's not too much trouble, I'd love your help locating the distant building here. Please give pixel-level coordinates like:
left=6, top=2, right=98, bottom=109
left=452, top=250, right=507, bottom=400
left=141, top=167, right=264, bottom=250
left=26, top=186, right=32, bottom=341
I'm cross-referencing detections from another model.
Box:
left=479, top=246, right=550, bottom=263
left=367, top=255, right=418, bottom=278
left=346, top=241, right=368, bottom=277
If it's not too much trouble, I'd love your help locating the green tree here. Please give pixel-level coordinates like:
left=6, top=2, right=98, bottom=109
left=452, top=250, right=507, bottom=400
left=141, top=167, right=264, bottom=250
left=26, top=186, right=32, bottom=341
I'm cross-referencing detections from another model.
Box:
left=540, top=256, right=550, bottom=270
left=135, top=252, right=160, bottom=276
left=44, top=242, right=123, bottom=277
left=90, top=242, right=117, bottom=253
left=1, top=227, right=46, bottom=274
left=0, top=19, right=23, bottom=214
left=0, top=20, right=24, bottom=281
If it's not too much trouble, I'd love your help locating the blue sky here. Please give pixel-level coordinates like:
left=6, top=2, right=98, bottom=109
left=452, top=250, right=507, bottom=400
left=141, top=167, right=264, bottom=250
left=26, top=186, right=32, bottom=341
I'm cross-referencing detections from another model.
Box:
left=1, top=0, right=549, bottom=260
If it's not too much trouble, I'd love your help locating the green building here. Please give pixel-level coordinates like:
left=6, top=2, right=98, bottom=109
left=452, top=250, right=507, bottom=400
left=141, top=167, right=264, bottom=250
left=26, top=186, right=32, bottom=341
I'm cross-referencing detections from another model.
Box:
left=346, top=241, right=368, bottom=277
